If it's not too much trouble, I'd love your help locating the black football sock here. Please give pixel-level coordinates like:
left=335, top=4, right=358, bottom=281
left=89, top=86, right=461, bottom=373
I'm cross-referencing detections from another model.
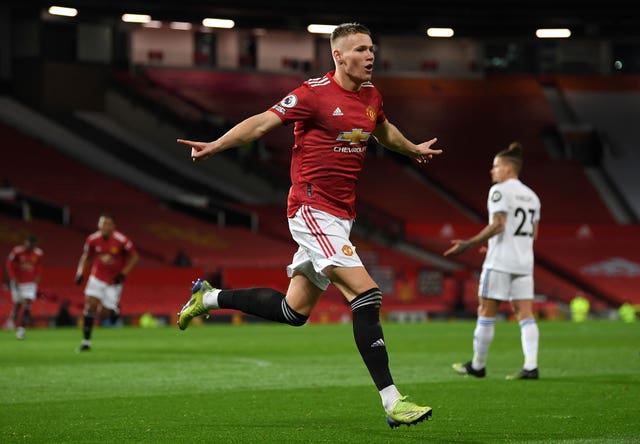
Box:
left=83, top=314, right=95, bottom=340
left=218, top=288, right=308, bottom=326
left=351, top=288, right=394, bottom=390
left=20, top=306, right=31, bottom=327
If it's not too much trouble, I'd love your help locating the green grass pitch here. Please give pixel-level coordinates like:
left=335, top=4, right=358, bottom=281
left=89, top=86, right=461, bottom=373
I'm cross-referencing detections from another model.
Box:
left=2, top=320, right=639, bottom=443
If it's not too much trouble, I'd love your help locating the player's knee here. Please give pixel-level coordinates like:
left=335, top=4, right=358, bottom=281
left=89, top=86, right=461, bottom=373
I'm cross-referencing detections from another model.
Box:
left=350, top=288, right=382, bottom=312
left=280, top=297, right=308, bottom=326
left=282, top=312, right=308, bottom=326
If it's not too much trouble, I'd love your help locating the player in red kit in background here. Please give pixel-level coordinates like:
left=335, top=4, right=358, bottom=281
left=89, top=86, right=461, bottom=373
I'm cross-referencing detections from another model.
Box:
left=175, top=23, right=442, bottom=428
left=75, top=213, right=139, bottom=351
left=5, top=234, right=43, bottom=340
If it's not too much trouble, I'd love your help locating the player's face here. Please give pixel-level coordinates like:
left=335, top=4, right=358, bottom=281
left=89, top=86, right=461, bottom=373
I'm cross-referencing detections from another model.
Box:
left=490, top=156, right=509, bottom=183
left=98, top=216, right=115, bottom=238
left=337, top=33, right=375, bottom=84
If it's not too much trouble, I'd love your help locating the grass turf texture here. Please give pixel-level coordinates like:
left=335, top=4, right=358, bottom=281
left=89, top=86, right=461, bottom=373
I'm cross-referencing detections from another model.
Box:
left=2, top=320, right=638, bottom=443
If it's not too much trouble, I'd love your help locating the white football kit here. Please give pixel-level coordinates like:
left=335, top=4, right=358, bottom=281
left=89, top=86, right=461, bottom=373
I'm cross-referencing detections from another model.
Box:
left=479, top=178, right=541, bottom=300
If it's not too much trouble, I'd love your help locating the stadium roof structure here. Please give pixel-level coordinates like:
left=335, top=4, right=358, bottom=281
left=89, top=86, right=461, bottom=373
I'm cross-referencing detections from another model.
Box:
left=9, top=1, right=640, bottom=39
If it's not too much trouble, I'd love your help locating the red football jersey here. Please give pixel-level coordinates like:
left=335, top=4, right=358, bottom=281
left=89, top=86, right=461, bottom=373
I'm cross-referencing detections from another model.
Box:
left=269, top=71, right=386, bottom=219
left=83, top=230, right=136, bottom=283
left=6, top=245, right=44, bottom=284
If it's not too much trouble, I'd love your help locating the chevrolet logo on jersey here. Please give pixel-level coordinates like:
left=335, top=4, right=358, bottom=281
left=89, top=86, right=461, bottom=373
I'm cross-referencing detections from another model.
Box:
left=336, top=128, right=371, bottom=145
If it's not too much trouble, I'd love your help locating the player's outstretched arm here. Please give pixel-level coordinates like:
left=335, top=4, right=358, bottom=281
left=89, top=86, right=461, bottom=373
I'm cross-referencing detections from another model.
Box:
left=177, top=111, right=282, bottom=162
left=443, top=239, right=473, bottom=257
left=373, top=120, right=442, bottom=164
left=443, top=213, right=506, bottom=257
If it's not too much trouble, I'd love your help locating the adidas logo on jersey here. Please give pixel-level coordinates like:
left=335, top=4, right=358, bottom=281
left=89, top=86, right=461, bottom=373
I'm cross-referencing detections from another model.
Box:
left=370, top=338, right=385, bottom=348
left=332, top=107, right=344, bottom=116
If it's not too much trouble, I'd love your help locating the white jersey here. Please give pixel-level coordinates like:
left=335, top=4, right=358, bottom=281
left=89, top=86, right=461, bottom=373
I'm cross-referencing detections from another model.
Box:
left=482, top=178, right=541, bottom=275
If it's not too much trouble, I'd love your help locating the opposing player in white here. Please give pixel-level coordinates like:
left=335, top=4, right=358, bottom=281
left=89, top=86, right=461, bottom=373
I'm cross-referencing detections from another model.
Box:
left=444, top=142, right=541, bottom=380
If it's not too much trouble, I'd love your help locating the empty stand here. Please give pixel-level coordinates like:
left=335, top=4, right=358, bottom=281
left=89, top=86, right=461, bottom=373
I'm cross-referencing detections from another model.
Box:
left=535, top=224, right=640, bottom=306
left=143, top=68, right=299, bottom=169
left=0, top=118, right=300, bottom=326
left=357, top=155, right=475, bottom=224
left=555, top=74, right=640, bottom=220
left=374, top=75, right=617, bottom=224
left=113, top=71, right=205, bottom=124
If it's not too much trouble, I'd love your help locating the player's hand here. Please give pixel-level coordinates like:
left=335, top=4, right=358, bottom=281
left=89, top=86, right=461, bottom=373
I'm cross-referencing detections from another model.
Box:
left=177, top=138, right=214, bottom=162
left=443, top=239, right=471, bottom=257
left=415, top=137, right=442, bottom=164
left=114, top=273, right=126, bottom=284
left=75, top=273, right=84, bottom=285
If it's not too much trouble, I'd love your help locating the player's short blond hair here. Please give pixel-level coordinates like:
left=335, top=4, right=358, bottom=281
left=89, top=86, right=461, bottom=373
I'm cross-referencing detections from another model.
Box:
left=330, top=22, right=371, bottom=51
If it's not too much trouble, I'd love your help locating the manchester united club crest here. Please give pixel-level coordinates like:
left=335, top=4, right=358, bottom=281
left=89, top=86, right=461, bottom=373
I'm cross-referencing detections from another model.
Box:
left=342, top=245, right=354, bottom=256
left=365, top=106, right=376, bottom=122
left=99, top=253, right=113, bottom=264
